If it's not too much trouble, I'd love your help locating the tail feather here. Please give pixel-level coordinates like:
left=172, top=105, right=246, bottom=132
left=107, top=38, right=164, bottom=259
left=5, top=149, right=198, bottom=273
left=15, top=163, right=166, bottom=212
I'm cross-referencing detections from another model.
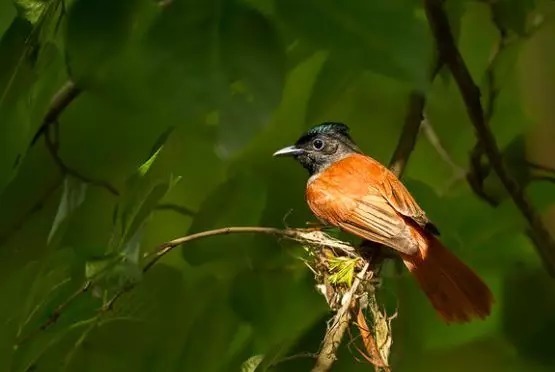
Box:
left=402, top=235, right=493, bottom=323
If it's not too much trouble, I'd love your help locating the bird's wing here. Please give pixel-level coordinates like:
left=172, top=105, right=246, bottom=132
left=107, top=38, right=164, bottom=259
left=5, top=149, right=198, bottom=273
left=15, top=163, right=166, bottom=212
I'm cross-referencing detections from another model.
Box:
left=306, top=154, right=419, bottom=255
left=378, top=169, right=430, bottom=229
left=335, top=193, right=418, bottom=255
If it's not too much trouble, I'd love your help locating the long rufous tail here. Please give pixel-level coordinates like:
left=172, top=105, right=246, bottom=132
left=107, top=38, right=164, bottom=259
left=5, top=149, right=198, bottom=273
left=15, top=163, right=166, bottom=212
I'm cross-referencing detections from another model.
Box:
left=402, top=234, right=493, bottom=323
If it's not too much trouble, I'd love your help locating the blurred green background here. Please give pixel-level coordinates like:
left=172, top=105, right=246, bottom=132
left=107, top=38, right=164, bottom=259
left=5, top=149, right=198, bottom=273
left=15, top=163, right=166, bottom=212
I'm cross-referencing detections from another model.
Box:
left=1, top=0, right=555, bottom=371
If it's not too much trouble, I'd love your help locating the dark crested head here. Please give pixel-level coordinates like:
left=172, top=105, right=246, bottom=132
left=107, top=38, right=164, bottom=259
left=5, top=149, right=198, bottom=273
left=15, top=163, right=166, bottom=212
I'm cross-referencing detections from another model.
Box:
left=273, top=122, right=361, bottom=175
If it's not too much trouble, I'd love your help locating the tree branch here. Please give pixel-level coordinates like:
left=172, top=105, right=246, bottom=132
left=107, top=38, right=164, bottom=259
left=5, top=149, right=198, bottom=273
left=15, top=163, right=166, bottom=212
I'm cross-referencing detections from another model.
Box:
left=16, top=281, right=92, bottom=346
left=19, top=226, right=357, bottom=342
left=44, top=128, right=120, bottom=196
left=154, top=203, right=196, bottom=217
left=388, top=92, right=425, bottom=177
left=143, top=227, right=356, bottom=273
left=101, top=228, right=357, bottom=314
left=527, top=161, right=555, bottom=175
left=388, top=58, right=442, bottom=177
left=421, top=118, right=465, bottom=177
left=312, top=263, right=370, bottom=372
left=466, top=2, right=513, bottom=207
left=30, top=80, right=81, bottom=146
left=33, top=81, right=120, bottom=196
left=424, top=0, right=555, bottom=276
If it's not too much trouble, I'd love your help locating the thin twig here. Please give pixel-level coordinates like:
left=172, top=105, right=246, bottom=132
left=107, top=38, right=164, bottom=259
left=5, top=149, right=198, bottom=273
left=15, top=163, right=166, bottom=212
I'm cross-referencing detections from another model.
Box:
left=31, top=80, right=81, bottom=146
left=421, top=118, right=465, bottom=177
left=154, top=203, right=196, bottom=217
left=424, top=0, right=555, bottom=276
left=466, top=2, right=512, bottom=206
left=44, top=128, right=120, bottom=196
left=312, top=263, right=370, bottom=372
left=271, top=352, right=319, bottom=367
left=16, top=281, right=92, bottom=346
left=527, top=161, right=555, bottom=175
left=388, top=58, right=441, bottom=176
left=528, top=161, right=555, bottom=183
left=31, top=80, right=119, bottom=196
left=422, top=118, right=468, bottom=194
left=467, top=142, right=499, bottom=206
left=143, top=227, right=289, bottom=271
left=388, top=92, right=425, bottom=177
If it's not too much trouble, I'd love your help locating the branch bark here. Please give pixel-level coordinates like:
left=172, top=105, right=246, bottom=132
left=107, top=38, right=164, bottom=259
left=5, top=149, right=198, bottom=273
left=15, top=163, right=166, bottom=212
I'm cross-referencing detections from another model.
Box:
left=31, top=80, right=81, bottom=146
left=312, top=263, right=370, bottom=372
left=389, top=58, right=442, bottom=177
left=388, top=92, right=425, bottom=177
left=31, top=80, right=120, bottom=195
left=423, top=0, right=555, bottom=276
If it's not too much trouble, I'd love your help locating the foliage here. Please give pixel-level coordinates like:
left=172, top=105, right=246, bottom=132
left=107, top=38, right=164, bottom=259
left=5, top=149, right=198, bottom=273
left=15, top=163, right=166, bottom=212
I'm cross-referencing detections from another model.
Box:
left=1, top=0, right=555, bottom=371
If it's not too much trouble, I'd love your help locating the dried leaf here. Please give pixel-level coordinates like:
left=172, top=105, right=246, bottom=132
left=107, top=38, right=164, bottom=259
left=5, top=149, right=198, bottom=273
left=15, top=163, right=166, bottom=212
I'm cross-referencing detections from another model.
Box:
left=355, top=306, right=388, bottom=369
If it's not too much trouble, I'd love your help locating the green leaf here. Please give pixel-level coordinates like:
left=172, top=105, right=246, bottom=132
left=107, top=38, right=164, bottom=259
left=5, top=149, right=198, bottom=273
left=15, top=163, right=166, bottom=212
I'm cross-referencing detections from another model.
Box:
left=327, top=256, right=359, bottom=286
left=122, top=180, right=172, bottom=245
left=85, top=228, right=143, bottom=287
left=6, top=248, right=87, bottom=366
left=230, top=268, right=327, bottom=356
left=0, top=18, right=35, bottom=193
left=503, top=265, right=555, bottom=364
left=85, top=257, right=142, bottom=289
left=111, top=133, right=180, bottom=251
left=0, top=3, right=66, bottom=194
left=0, top=2, right=16, bottom=35
left=275, top=0, right=433, bottom=88
left=528, top=181, right=555, bottom=213
left=145, top=0, right=285, bottom=156
left=491, top=0, right=536, bottom=36
left=241, top=355, right=264, bottom=372
left=486, top=43, right=532, bottom=150
left=14, top=0, right=49, bottom=24
left=121, top=224, right=143, bottom=266
left=65, top=0, right=144, bottom=84
left=305, top=52, right=364, bottom=124
left=48, top=177, right=87, bottom=244
left=217, top=3, right=286, bottom=157
left=137, top=147, right=162, bottom=178
left=85, top=253, right=119, bottom=281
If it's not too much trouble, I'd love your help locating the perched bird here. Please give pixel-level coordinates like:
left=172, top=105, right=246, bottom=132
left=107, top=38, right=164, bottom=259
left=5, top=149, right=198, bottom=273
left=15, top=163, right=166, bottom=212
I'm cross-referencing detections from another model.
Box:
left=273, top=122, right=493, bottom=323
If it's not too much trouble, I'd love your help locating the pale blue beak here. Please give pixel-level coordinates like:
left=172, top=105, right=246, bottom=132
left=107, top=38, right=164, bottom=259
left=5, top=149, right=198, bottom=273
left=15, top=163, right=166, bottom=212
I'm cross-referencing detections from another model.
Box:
left=272, top=145, right=304, bottom=157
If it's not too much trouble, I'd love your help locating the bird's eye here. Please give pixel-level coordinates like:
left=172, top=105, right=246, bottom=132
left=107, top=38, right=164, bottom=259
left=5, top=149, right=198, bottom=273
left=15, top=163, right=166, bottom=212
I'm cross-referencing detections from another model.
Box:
left=312, top=139, right=324, bottom=150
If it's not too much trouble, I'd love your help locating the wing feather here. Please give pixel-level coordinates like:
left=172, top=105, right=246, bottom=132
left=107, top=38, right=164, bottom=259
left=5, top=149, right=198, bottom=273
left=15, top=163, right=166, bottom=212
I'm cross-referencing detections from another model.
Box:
left=306, top=154, right=429, bottom=255
left=337, top=195, right=418, bottom=255
left=380, top=169, right=439, bottom=234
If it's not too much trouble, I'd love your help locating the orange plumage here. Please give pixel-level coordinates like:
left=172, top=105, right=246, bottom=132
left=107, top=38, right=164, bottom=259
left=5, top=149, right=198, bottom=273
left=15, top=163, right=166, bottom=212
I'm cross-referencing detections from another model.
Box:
left=306, top=154, right=493, bottom=323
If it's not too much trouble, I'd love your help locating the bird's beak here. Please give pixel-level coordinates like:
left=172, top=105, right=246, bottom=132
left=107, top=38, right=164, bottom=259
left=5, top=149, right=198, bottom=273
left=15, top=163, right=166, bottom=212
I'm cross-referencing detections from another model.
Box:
left=273, top=145, right=304, bottom=157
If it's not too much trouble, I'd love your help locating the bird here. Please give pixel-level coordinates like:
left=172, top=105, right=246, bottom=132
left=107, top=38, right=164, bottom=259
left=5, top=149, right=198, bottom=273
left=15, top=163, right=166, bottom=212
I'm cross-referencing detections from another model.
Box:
left=273, top=122, right=493, bottom=323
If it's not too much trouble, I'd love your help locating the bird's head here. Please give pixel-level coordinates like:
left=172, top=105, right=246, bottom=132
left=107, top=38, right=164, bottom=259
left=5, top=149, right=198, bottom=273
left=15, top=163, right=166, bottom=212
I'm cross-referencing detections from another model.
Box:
left=273, top=122, right=361, bottom=175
